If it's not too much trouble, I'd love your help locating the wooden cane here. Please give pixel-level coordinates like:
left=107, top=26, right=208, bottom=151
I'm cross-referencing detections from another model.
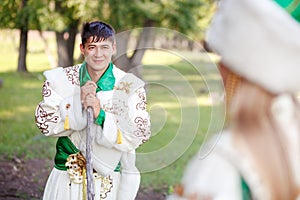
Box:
left=86, top=107, right=95, bottom=200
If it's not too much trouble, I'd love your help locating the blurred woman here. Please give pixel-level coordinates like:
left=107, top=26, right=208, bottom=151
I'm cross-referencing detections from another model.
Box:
left=167, top=0, right=300, bottom=199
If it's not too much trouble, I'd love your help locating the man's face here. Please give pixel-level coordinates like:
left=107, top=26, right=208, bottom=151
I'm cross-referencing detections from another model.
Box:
left=80, top=37, right=115, bottom=73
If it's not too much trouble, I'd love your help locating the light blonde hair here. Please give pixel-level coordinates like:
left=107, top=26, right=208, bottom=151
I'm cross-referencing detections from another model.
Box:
left=227, top=77, right=298, bottom=200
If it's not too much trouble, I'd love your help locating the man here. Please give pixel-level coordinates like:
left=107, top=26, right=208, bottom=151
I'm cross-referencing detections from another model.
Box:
left=35, top=21, right=151, bottom=200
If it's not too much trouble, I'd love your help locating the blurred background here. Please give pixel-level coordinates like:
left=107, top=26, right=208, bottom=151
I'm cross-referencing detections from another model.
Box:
left=0, top=0, right=225, bottom=199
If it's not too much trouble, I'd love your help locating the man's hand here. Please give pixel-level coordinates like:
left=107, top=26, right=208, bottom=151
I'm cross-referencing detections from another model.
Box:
left=81, top=81, right=97, bottom=103
left=84, top=93, right=101, bottom=118
left=81, top=81, right=100, bottom=118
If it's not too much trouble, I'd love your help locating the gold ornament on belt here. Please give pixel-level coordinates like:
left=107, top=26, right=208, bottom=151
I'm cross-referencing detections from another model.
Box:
left=65, top=152, right=114, bottom=199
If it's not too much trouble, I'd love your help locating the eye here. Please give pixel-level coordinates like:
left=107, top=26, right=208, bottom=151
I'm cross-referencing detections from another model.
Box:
left=88, top=46, right=95, bottom=50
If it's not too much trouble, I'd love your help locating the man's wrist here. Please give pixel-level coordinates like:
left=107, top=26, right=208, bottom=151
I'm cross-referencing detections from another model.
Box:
left=93, top=108, right=101, bottom=119
left=94, top=109, right=105, bottom=125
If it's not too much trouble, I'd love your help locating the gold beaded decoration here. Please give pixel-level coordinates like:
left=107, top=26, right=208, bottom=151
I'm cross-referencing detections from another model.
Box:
left=225, top=70, right=241, bottom=108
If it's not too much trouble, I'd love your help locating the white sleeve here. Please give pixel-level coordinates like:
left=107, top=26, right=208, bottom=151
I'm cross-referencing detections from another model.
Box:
left=168, top=151, right=243, bottom=200
left=35, top=80, right=87, bottom=137
left=114, top=87, right=151, bottom=151
left=97, top=87, right=151, bottom=152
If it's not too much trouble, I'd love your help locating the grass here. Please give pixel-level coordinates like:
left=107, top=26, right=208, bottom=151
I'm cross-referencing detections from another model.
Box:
left=0, top=30, right=225, bottom=192
left=136, top=58, right=225, bottom=189
left=0, top=72, right=57, bottom=159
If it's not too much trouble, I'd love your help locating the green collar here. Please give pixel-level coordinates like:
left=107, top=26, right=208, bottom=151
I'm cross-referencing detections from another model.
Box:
left=79, top=61, right=115, bottom=92
left=274, top=0, right=300, bottom=22
left=79, top=62, right=115, bottom=125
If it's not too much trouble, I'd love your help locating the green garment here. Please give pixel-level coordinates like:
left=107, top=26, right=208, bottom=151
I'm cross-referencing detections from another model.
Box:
left=79, top=61, right=115, bottom=125
left=274, top=0, right=300, bottom=22
left=54, top=136, right=79, bottom=170
left=54, top=62, right=120, bottom=172
left=54, top=137, right=121, bottom=172
left=241, top=176, right=252, bottom=200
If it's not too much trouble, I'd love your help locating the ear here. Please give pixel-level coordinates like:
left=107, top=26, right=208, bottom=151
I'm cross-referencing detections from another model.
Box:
left=112, top=43, right=116, bottom=55
left=80, top=44, right=85, bottom=55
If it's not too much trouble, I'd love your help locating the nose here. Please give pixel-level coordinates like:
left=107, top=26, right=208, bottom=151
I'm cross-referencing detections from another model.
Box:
left=94, top=47, right=103, bottom=57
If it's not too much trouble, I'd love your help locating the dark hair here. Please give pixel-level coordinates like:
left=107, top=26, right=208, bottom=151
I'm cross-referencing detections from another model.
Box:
left=81, top=21, right=115, bottom=47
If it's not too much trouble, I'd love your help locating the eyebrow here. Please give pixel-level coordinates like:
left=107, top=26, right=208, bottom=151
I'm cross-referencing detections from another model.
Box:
left=87, top=44, right=110, bottom=48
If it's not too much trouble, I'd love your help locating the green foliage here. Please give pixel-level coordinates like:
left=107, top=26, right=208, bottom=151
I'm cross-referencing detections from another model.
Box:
left=0, top=0, right=44, bottom=30
left=0, top=0, right=19, bottom=28
left=107, top=0, right=147, bottom=30
left=0, top=0, right=96, bottom=31
left=104, top=0, right=215, bottom=38
left=0, top=0, right=215, bottom=37
left=160, top=0, right=202, bottom=33
left=0, top=0, right=216, bottom=73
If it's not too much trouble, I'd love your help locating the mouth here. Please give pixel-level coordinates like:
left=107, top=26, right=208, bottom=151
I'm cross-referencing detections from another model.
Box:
left=94, top=60, right=104, bottom=64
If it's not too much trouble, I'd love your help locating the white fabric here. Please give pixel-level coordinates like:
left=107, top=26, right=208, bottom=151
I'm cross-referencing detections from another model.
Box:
left=271, top=94, right=300, bottom=187
left=35, top=64, right=151, bottom=200
left=118, top=150, right=141, bottom=199
left=97, top=72, right=150, bottom=152
left=43, top=168, right=121, bottom=200
left=182, top=145, right=242, bottom=200
left=206, top=0, right=300, bottom=94
left=59, top=93, right=87, bottom=131
left=167, top=94, right=300, bottom=200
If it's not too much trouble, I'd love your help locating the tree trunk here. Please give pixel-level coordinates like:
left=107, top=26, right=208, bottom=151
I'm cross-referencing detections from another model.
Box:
left=113, top=20, right=154, bottom=79
left=17, top=0, right=28, bottom=72
left=56, top=24, right=78, bottom=67
left=17, top=29, right=28, bottom=72
left=68, top=22, right=78, bottom=63
left=39, top=31, right=57, bottom=68
left=55, top=1, right=78, bottom=67
left=113, top=30, right=132, bottom=72
left=130, top=26, right=154, bottom=78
